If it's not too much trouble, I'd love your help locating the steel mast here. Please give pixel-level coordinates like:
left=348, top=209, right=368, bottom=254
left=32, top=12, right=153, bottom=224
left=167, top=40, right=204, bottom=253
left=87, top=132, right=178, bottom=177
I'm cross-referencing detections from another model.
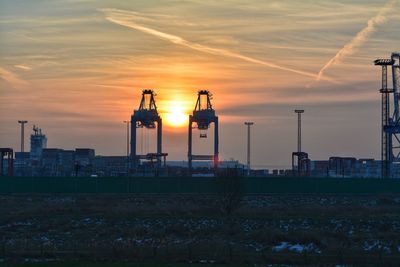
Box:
left=374, top=52, right=400, bottom=178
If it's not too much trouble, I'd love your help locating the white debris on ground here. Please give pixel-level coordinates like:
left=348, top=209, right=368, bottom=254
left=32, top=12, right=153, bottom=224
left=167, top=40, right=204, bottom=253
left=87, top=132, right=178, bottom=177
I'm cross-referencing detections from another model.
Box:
left=363, top=240, right=391, bottom=253
left=198, top=259, right=216, bottom=264
left=272, top=242, right=321, bottom=253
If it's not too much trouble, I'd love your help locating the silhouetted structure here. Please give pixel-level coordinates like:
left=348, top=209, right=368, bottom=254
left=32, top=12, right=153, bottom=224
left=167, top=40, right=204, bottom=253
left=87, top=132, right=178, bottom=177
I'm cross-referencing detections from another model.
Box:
left=0, top=148, right=13, bottom=176
left=188, top=90, right=219, bottom=175
left=244, top=122, right=254, bottom=176
left=123, top=120, right=130, bottom=171
left=130, top=90, right=166, bottom=172
left=17, top=120, right=28, bottom=153
left=30, top=125, right=47, bottom=161
left=375, top=52, right=400, bottom=178
left=292, top=109, right=310, bottom=176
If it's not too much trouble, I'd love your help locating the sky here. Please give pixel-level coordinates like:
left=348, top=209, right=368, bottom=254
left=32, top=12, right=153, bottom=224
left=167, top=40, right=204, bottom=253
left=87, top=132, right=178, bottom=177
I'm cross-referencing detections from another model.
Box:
left=0, top=0, right=399, bottom=169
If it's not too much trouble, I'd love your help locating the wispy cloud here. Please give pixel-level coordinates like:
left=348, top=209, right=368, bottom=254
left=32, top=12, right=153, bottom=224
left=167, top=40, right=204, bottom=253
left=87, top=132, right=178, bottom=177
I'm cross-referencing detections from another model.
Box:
left=316, top=0, right=397, bottom=81
left=0, top=66, right=28, bottom=88
left=101, top=8, right=333, bottom=81
left=14, top=64, right=32, bottom=71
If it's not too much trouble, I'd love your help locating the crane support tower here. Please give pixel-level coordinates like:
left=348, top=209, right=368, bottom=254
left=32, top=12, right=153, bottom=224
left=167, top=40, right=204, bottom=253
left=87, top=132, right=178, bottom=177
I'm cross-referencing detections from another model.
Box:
left=130, top=90, right=167, bottom=171
left=374, top=52, right=400, bottom=178
left=188, top=90, right=219, bottom=174
left=292, top=109, right=310, bottom=176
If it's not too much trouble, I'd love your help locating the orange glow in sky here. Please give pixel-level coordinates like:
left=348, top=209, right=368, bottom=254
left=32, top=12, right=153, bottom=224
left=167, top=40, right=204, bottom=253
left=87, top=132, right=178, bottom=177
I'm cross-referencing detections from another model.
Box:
left=1, top=0, right=399, bottom=165
left=164, top=100, right=188, bottom=128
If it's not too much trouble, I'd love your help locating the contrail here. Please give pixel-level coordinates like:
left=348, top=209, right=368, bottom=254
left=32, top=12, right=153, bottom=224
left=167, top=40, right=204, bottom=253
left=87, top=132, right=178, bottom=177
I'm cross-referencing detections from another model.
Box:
left=316, top=0, right=396, bottom=81
left=101, top=8, right=332, bottom=81
left=0, top=66, right=28, bottom=88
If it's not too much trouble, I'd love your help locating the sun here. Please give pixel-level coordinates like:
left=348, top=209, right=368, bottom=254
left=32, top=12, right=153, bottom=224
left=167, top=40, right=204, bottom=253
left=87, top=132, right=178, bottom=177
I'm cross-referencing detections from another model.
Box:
left=165, top=101, right=187, bottom=127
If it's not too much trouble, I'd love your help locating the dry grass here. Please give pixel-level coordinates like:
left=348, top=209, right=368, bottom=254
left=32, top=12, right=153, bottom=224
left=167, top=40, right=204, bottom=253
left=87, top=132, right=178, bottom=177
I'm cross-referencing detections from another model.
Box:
left=0, top=193, right=400, bottom=266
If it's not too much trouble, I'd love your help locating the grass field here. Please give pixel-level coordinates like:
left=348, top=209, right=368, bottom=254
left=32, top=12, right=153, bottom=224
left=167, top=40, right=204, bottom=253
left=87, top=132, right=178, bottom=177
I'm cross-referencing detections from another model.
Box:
left=1, top=193, right=400, bottom=266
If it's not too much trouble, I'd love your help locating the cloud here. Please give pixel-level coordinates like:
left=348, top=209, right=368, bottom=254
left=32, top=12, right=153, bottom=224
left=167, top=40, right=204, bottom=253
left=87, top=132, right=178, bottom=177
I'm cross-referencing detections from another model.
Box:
left=100, top=8, right=333, bottom=82
left=0, top=66, right=28, bottom=88
left=14, top=64, right=32, bottom=71
left=316, top=0, right=397, bottom=81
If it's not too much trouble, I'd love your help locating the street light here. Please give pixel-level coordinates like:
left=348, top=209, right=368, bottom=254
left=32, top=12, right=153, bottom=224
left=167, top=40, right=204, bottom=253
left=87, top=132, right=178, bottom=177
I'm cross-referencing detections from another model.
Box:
left=244, top=122, right=254, bottom=176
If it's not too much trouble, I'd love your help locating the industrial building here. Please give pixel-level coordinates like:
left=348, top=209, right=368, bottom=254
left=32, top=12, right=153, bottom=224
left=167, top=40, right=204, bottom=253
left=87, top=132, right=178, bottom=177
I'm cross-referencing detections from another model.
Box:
left=7, top=124, right=245, bottom=177
left=0, top=148, right=13, bottom=176
left=270, top=157, right=385, bottom=178
left=30, top=125, right=47, bottom=161
left=93, top=156, right=128, bottom=177
left=9, top=127, right=391, bottom=179
left=8, top=126, right=95, bottom=177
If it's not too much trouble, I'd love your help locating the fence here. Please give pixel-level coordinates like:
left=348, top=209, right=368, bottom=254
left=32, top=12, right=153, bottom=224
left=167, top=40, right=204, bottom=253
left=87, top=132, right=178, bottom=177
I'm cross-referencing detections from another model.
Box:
left=0, top=176, right=400, bottom=194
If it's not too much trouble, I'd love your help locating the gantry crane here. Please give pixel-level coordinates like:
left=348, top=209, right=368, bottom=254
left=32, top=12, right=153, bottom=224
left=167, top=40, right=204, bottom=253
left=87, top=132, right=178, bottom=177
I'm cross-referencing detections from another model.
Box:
left=188, top=90, right=219, bottom=174
left=375, top=52, right=400, bottom=178
left=130, top=90, right=167, bottom=170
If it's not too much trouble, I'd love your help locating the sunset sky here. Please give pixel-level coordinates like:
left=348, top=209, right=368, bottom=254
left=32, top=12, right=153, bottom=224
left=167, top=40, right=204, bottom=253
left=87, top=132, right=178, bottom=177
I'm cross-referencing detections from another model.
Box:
left=1, top=0, right=399, bottom=169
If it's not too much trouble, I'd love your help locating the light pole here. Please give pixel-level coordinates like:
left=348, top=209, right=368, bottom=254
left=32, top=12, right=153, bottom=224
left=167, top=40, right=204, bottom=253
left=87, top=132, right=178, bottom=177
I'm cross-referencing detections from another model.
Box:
left=294, top=110, right=304, bottom=153
left=17, top=120, right=28, bottom=153
left=244, top=122, right=254, bottom=176
left=123, top=120, right=130, bottom=172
